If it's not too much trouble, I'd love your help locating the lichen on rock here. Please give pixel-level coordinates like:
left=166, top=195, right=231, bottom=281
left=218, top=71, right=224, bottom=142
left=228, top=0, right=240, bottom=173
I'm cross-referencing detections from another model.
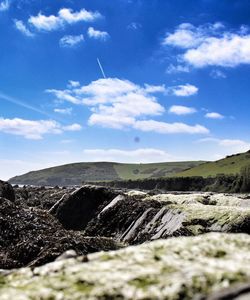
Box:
left=1, top=233, right=250, bottom=300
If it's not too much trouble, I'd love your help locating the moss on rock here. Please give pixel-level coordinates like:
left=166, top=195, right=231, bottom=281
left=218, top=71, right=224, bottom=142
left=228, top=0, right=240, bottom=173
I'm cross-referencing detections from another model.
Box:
left=1, top=233, right=250, bottom=299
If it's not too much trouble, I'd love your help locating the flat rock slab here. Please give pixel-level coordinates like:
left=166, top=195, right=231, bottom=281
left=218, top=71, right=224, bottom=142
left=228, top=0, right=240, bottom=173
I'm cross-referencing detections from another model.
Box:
left=1, top=233, right=250, bottom=300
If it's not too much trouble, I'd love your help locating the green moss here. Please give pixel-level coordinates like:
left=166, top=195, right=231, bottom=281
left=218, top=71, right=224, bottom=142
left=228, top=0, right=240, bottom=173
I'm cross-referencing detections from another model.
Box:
left=0, top=276, right=6, bottom=287
left=129, top=277, right=159, bottom=289
left=75, top=280, right=94, bottom=293
left=1, top=233, right=250, bottom=300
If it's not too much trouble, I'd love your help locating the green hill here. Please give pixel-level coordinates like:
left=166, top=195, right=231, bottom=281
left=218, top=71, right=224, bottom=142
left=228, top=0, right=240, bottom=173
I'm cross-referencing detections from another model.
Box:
left=178, top=150, right=250, bottom=178
left=9, top=161, right=204, bottom=186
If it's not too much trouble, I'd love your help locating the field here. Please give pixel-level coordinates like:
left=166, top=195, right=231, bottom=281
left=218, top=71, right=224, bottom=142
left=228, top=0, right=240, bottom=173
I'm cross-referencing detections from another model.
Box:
left=178, top=151, right=250, bottom=177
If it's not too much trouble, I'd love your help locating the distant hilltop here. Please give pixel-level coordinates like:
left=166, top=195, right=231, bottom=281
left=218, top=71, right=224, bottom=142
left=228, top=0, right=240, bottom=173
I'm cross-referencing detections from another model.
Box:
left=9, top=161, right=204, bottom=186
left=9, top=150, right=250, bottom=186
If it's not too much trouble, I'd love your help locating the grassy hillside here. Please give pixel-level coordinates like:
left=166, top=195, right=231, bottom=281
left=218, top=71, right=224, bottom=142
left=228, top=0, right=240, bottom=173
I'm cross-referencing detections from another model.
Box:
left=178, top=150, right=250, bottom=178
left=9, top=161, right=204, bottom=186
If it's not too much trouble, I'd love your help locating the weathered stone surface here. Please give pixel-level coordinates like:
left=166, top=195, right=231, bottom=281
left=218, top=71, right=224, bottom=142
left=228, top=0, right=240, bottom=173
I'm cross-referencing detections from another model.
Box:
left=14, top=185, right=74, bottom=210
left=0, top=181, right=15, bottom=202
left=1, top=233, right=250, bottom=300
left=0, top=195, right=120, bottom=269
left=54, top=185, right=119, bottom=230
left=85, top=191, right=250, bottom=243
left=206, top=282, right=250, bottom=300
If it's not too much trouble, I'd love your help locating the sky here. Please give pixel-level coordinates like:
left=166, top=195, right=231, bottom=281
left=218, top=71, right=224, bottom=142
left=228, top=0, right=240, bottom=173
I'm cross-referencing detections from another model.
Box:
left=1, top=0, right=250, bottom=180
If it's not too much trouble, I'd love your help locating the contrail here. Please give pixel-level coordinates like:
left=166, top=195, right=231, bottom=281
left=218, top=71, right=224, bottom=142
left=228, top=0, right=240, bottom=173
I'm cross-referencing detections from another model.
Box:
left=97, top=57, right=106, bottom=79
left=0, top=92, right=58, bottom=120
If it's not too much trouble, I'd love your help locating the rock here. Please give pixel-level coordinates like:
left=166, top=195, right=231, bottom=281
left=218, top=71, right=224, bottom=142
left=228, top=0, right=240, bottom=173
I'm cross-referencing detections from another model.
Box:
left=1, top=233, right=250, bottom=299
left=54, top=185, right=119, bottom=230
left=84, top=192, right=250, bottom=244
left=0, top=181, right=15, bottom=202
left=14, top=185, right=75, bottom=210
left=55, top=250, right=78, bottom=261
left=0, top=195, right=120, bottom=269
left=206, top=282, right=250, bottom=300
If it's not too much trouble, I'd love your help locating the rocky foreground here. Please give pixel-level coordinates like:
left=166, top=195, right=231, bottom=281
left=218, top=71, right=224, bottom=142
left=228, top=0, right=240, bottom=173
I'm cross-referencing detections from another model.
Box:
left=1, top=180, right=250, bottom=299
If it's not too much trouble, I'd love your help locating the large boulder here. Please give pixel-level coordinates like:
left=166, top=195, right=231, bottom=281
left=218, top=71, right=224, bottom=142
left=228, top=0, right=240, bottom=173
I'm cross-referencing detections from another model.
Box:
left=1, top=233, right=250, bottom=299
left=0, top=180, right=15, bottom=202
left=53, top=185, right=119, bottom=230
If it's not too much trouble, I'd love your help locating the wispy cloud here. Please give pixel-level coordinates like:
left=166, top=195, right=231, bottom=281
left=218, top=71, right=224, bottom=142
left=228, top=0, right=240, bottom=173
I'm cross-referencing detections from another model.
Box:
left=134, top=120, right=208, bottom=134
left=14, top=19, right=34, bottom=37
left=127, top=22, right=142, bottom=30
left=210, top=69, right=226, bottom=79
left=0, top=0, right=9, bottom=12
left=47, top=78, right=208, bottom=135
left=59, top=34, right=84, bottom=47
left=54, top=108, right=72, bottom=115
left=163, top=23, right=250, bottom=68
left=87, top=27, right=109, bottom=41
left=82, top=148, right=175, bottom=163
left=29, top=8, right=102, bottom=31
left=166, top=64, right=190, bottom=74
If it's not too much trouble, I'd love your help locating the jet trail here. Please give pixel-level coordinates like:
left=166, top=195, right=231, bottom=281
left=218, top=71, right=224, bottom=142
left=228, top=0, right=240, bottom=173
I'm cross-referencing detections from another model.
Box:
left=0, top=92, right=57, bottom=120
left=97, top=58, right=106, bottom=79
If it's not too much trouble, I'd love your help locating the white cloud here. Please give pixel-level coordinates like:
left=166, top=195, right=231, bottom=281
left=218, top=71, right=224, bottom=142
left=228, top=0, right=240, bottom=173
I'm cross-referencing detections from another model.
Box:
left=54, top=108, right=72, bottom=115
left=82, top=148, right=175, bottom=163
left=29, top=8, right=101, bottom=31
left=46, top=89, right=82, bottom=104
left=184, top=34, right=250, bottom=68
left=0, top=117, right=81, bottom=139
left=169, top=105, right=197, bottom=115
left=59, top=34, right=84, bottom=47
left=144, top=84, right=166, bottom=93
left=87, top=27, right=109, bottom=41
left=63, top=123, right=82, bottom=131
left=14, top=20, right=34, bottom=37
left=88, top=114, right=135, bottom=129
left=0, top=0, right=9, bottom=11
left=29, top=13, right=62, bottom=31
left=205, top=112, right=224, bottom=119
left=47, top=77, right=208, bottom=135
left=168, top=84, right=198, bottom=97
left=58, top=8, right=101, bottom=23
left=198, top=137, right=250, bottom=154
left=163, top=23, right=250, bottom=68
left=134, top=120, right=209, bottom=134
left=163, top=23, right=204, bottom=48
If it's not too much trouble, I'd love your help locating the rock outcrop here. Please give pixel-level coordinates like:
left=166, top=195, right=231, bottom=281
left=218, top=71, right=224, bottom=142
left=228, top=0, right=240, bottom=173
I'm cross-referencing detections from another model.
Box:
left=1, top=233, right=250, bottom=300
left=84, top=191, right=250, bottom=243
left=53, top=185, right=119, bottom=230
left=0, top=195, right=120, bottom=269
left=0, top=181, right=15, bottom=202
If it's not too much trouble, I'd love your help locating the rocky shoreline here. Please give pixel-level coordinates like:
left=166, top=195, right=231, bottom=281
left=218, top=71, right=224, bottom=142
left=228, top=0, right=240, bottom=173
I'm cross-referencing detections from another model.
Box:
left=1, top=180, right=250, bottom=299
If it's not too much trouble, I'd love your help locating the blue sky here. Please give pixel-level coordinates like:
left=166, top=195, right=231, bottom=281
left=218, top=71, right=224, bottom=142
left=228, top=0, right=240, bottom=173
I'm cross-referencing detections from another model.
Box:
left=1, top=0, right=250, bottom=179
